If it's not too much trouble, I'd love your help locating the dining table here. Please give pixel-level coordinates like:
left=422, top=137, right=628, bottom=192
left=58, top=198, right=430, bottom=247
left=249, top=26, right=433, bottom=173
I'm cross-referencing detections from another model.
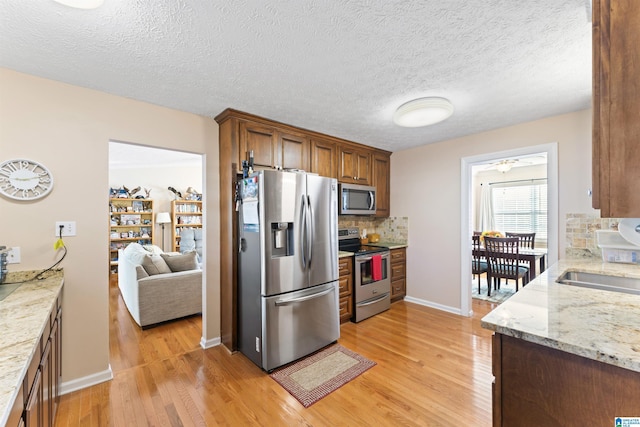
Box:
left=473, top=246, right=548, bottom=281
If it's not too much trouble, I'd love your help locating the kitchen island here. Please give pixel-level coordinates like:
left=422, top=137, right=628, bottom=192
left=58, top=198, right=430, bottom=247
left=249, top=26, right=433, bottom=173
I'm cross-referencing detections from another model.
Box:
left=0, top=269, right=64, bottom=427
left=481, top=258, right=640, bottom=426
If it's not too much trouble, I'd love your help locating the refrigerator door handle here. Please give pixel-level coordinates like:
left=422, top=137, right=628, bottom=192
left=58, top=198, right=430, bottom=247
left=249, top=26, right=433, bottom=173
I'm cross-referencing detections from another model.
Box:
left=274, top=287, right=334, bottom=306
left=306, top=195, right=313, bottom=267
left=300, top=194, right=307, bottom=269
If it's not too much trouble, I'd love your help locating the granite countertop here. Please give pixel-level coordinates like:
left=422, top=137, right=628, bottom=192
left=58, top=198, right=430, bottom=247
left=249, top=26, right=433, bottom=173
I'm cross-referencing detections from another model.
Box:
left=481, top=259, right=640, bottom=372
left=369, top=241, right=408, bottom=250
left=0, top=269, right=64, bottom=427
left=338, top=251, right=354, bottom=258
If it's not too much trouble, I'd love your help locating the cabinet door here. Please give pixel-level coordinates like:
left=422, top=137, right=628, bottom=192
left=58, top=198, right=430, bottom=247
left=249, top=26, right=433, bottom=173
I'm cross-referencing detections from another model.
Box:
left=592, top=0, right=640, bottom=217
left=239, top=121, right=278, bottom=168
left=310, top=138, right=337, bottom=178
left=40, top=339, right=52, bottom=427
left=338, top=145, right=371, bottom=184
left=372, top=153, right=390, bottom=217
left=279, top=132, right=310, bottom=171
left=25, top=369, right=41, bottom=427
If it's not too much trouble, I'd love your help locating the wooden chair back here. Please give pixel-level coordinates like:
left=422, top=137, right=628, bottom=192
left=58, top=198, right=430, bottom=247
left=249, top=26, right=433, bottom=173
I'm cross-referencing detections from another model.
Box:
left=505, top=232, right=536, bottom=249
left=484, top=236, right=529, bottom=290
left=472, top=235, right=488, bottom=293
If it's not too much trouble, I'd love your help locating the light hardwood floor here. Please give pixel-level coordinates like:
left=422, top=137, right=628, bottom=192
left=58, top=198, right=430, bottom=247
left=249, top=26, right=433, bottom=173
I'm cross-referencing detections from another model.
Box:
left=55, top=285, right=499, bottom=426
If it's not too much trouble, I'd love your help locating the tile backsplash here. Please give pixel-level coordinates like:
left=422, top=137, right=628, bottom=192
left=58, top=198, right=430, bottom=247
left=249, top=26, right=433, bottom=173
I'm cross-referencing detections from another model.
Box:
left=565, top=213, right=621, bottom=259
left=338, top=216, right=408, bottom=243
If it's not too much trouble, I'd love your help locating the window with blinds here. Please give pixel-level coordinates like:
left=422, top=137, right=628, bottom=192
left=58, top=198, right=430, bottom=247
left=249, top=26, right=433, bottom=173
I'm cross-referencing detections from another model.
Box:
left=491, top=181, right=547, bottom=240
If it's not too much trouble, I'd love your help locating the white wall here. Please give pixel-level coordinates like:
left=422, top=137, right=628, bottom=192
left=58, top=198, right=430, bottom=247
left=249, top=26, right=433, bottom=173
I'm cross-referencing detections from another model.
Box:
left=0, top=68, right=220, bottom=390
left=390, top=109, right=596, bottom=312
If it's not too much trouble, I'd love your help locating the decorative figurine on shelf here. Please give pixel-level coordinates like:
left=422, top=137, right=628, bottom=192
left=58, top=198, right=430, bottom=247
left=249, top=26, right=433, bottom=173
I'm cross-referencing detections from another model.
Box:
left=168, top=186, right=182, bottom=200
left=129, top=186, right=141, bottom=198
left=144, top=188, right=151, bottom=198
left=186, top=187, right=202, bottom=201
left=116, top=187, right=129, bottom=198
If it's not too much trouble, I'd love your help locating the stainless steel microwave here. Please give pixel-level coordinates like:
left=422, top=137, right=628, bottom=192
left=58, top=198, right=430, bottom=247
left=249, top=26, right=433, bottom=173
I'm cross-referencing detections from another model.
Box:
left=339, top=183, right=376, bottom=215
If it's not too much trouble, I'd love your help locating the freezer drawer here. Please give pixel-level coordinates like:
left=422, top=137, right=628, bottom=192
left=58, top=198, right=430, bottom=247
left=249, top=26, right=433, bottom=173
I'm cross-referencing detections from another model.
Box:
left=262, top=281, right=340, bottom=371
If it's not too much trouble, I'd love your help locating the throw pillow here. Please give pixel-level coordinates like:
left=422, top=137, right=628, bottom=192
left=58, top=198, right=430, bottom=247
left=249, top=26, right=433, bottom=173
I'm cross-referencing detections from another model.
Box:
left=141, top=254, right=172, bottom=276
left=135, top=265, right=149, bottom=280
left=142, top=244, right=164, bottom=255
left=160, top=251, right=198, bottom=272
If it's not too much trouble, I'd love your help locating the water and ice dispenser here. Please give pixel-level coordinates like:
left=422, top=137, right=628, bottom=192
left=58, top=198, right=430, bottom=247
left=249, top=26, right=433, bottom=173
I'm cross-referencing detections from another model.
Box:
left=271, top=222, right=293, bottom=257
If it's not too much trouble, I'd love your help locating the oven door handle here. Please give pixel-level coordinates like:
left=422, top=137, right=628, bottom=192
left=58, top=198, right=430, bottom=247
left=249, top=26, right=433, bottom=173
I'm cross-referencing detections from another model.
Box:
left=274, top=287, right=334, bottom=306
left=356, top=253, right=389, bottom=263
left=357, top=294, right=388, bottom=307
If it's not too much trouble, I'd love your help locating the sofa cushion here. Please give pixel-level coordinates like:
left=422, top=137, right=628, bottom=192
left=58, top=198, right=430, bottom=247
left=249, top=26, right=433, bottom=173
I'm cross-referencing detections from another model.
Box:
left=123, top=242, right=150, bottom=265
left=141, top=254, right=172, bottom=276
left=142, top=244, right=164, bottom=255
left=160, top=251, right=199, bottom=272
left=135, top=265, right=150, bottom=280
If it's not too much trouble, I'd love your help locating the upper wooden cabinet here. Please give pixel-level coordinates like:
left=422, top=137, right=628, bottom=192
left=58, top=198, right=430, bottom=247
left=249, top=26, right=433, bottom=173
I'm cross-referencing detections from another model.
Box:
left=592, top=0, right=640, bottom=217
left=338, top=145, right=371, bottom=185
left=310, top=137, right=337, bottom=178
left=239, top=120, right=310, bottom=171
left=372, top=152, right=390, bottom=217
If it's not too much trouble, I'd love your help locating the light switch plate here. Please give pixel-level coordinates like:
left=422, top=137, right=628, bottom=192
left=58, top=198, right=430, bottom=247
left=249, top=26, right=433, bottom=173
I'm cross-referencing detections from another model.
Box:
left=7, top=247, right=20, bottom=264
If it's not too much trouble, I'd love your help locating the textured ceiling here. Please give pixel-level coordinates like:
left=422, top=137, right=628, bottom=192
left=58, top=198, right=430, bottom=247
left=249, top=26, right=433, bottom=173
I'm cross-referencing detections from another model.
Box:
left=0, top=1, right=592, bottom=152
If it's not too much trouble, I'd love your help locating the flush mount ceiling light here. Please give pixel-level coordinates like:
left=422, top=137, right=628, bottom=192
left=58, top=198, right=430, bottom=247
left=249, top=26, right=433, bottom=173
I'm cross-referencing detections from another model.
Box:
left=393, top=97, right=454, bottom=127
left=52, top=0, right=104, bottom=9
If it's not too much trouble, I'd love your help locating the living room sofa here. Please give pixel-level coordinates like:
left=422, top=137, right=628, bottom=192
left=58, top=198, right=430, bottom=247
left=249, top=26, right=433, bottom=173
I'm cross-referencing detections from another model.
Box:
left=118, top=243, right=202, bottom=328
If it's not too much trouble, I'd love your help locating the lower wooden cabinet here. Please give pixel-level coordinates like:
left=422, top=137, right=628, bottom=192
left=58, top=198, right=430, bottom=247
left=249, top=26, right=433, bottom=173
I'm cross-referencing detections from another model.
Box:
left=338, top=256, right=353, bottom=323
left=390, top=248, right=406, bottom=302
left=492, top=333, right=640, bottom=426
left=10, top=292, right=63, bottom=427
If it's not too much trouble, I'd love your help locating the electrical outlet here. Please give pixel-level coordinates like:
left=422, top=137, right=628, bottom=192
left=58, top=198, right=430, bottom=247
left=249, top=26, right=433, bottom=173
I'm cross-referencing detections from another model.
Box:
left=7, top=247, right=20, bottom=264
left=55, top=221, right=76, bottom=237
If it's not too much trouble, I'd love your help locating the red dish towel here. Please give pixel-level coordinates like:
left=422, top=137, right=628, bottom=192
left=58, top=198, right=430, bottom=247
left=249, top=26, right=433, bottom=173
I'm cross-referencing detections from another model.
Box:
left=372, top=254, right=382, bottom=281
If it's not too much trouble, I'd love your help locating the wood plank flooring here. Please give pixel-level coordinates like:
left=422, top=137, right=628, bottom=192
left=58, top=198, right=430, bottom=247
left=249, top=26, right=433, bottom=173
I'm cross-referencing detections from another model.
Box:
left=55, top=286, right=499, bottom=426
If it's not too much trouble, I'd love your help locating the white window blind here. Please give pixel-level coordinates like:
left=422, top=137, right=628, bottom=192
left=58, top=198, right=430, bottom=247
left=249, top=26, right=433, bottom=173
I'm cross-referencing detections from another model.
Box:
left=491, top=181, right=547, bottom=239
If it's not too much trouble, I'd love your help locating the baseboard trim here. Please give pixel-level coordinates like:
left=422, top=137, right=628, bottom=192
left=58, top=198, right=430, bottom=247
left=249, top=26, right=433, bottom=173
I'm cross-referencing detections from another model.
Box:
left=403, top=296, right=462, bottom=316
left=200, top=336, right=221, bottom=349
left=59, top=365, right=114, bottom=396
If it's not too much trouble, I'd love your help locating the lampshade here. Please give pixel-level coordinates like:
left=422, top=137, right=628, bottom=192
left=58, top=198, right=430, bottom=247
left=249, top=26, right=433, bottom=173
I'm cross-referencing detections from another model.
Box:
left=52, top=0, right=104, bottom=9
left=393, top=97, right=454, bottom=127
left=156, top=212, right=171, bottom=224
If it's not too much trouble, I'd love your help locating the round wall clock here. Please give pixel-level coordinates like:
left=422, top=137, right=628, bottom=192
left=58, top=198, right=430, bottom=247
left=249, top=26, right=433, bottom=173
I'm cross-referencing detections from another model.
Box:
left=0, top=159, right=54, bottom=201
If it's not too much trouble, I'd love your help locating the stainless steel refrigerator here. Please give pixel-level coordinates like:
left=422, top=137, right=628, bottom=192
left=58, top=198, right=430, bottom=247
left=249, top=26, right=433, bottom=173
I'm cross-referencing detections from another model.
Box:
left=237, top=169, right=340, bottom=371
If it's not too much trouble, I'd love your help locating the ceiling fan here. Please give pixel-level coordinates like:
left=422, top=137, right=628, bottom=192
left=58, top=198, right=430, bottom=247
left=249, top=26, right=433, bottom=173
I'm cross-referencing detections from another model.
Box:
left=485, top=155, right=547, bottom=173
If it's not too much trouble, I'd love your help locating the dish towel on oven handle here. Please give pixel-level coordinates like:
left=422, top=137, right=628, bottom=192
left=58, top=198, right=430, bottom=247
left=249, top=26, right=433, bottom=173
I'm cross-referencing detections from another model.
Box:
left=372, top=254, right=382, bottom=281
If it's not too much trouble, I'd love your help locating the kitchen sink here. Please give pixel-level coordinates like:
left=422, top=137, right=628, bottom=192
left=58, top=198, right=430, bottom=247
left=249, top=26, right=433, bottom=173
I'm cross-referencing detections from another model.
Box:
left=556, top=271, right=640, bottom=295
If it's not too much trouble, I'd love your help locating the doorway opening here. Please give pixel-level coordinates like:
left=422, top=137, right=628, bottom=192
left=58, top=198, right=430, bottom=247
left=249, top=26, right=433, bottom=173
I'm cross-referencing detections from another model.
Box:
left=108, top=140, right=205, bottom=341
left=460, top=143, right=558, bottom=316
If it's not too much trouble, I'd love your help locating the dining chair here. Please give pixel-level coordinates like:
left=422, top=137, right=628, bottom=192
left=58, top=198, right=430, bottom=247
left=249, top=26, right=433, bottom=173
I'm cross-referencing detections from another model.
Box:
left=505, top=232, right=536, bottom=249
left=471, top=235, right=488, bottom=293
left=483, top=237, right=529, bottom=295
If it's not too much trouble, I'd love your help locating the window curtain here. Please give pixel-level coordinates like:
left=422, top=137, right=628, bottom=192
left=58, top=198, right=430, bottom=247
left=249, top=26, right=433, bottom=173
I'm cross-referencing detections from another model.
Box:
left=478, top=183, right=495, bottom=232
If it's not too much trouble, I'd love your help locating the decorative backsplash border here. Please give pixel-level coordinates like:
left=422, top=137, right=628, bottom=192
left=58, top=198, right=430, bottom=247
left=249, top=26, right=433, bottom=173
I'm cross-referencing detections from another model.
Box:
left=338, top=216, right=408, bottom=244
left=565, top=213, right=621, bottom=259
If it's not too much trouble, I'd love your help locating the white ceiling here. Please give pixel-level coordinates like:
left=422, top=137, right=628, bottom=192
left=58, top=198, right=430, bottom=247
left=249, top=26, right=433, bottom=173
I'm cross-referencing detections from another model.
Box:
left=1, top=1, right=592, bottom=153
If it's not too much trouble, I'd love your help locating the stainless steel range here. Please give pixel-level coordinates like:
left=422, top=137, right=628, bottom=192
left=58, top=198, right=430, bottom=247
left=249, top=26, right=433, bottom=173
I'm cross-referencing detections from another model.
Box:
left=338, top=228, right=390, bottom=322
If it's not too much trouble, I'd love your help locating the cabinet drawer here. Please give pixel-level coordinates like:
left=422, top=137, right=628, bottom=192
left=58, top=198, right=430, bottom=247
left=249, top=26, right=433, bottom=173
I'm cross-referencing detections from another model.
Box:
left=390, top=248, right=406, bottom=263
left=338, top=257, right=352, bottom=276
left=338, top=275, right=352, bottom=297
left=339, top=295, right=353, bottom=322
left=391, top=263, right=405, bottom=280
left=391, top=278, right=406, bottom=300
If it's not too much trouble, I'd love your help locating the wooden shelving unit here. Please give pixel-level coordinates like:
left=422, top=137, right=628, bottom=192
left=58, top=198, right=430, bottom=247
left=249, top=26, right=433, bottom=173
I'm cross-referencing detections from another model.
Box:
left=171, top=200, right=203, bottom=252
left=109, top=198, right=154, bottom=274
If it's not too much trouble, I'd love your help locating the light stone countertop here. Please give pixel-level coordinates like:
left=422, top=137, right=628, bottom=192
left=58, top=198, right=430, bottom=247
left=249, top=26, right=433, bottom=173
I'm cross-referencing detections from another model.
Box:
left=369, top=241, right=408, bottom=250
left=481, top=259, right=640, bottom=372
left=0, top=269, right=64, bottom=427
left=338, top=251, right=354, bottom=258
